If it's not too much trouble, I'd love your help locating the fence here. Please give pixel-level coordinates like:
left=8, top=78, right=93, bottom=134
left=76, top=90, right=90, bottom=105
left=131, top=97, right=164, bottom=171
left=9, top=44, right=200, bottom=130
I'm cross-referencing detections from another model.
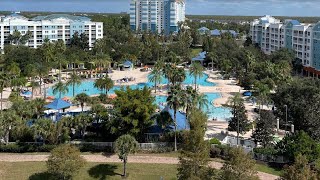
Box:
left=67, top=141, right=173, bottom=151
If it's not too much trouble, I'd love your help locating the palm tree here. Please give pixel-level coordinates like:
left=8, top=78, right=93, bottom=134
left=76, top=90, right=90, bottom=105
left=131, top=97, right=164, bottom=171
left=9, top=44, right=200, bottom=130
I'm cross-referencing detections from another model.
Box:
left=67, top=71, right=81, bottom=97
left=115, top=134, right=139, bottom=177
left=171, top=67, right=186, bottom=85
left=72, top=113, right=93, bottom=139
left=0, top=110, right=21, bottom=144
left=184, top=86, right=197, bottom=117
left=75, top=93, right=89, bottom=112
left=0, top=73, right=9, bottom=110
left=52, top=81, right=68, bottom=98
left=190, top=62, right=204, bottom=91
left=167, top=85, right=184, bottom=151
left=31, top=118, right=53, bottom=144
left=94, top=76, right=114, bottom=96
left=149, top=68, right=162, bottom=93
left=195, top=93, right=209, bottom=110
left=31, top=98, right=46, bottom=119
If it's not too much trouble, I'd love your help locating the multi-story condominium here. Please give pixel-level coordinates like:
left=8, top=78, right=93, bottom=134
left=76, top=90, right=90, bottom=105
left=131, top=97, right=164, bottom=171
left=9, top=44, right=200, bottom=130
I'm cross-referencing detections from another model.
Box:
left=250, top=15, right=320, bottom=76
left=130, top=0, right=186, bottom=34
left=0, top=13, right=103, bottom=52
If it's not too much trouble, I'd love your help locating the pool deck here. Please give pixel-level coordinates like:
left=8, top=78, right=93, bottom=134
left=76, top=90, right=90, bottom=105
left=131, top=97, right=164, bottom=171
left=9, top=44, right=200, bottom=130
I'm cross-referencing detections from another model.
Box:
left=35, top=68, right=258, bottom=139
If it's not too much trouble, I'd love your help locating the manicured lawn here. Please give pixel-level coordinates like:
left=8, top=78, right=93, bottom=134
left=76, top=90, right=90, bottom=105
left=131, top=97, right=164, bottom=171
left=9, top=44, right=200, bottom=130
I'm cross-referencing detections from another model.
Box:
left=0, top=162, right=178, bottom=180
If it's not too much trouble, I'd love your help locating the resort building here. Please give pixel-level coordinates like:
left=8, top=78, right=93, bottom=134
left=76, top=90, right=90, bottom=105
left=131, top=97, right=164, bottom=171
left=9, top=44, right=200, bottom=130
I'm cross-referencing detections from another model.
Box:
left=129, top=0, right=186, bottom=34
left=249, top=15, right=320, bottom=76
left=197, top=27, right=239, bottom=38
left=0, top=13, right=104, bottom=52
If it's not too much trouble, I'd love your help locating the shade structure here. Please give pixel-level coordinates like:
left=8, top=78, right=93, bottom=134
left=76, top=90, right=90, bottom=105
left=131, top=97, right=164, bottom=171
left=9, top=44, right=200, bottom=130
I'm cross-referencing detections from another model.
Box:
left=243, top=91, right=252, bottom=97
left=162, top=106, right=190, bottom=131
left=45, top=98, right=73, bottom=110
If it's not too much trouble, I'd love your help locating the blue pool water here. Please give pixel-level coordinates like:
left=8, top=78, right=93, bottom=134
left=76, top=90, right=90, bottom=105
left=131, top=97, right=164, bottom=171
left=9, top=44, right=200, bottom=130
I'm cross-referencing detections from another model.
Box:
left=155, top=93, right=232, bottom=121
left=47, top=72, right=231, bottom=121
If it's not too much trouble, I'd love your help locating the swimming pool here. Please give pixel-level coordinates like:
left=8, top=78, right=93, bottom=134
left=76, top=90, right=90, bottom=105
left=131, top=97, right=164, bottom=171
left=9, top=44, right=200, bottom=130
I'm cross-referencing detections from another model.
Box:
left=155, top=93, right=232, bottom=121
left=47, top=72, right=215, bottom=97
left=47, top=71, right=231, bottom=121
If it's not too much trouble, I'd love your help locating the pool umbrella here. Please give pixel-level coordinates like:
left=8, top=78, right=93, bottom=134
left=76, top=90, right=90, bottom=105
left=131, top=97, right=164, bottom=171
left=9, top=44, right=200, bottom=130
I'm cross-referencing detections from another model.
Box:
left=45, top=98, right=73, bottom=110
left=243, top=91, right=252, bottom=97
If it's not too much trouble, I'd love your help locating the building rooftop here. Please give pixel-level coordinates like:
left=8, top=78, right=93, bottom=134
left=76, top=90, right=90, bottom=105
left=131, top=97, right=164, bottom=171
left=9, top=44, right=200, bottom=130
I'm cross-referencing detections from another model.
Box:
left=32, top=14, right=91, bottom=22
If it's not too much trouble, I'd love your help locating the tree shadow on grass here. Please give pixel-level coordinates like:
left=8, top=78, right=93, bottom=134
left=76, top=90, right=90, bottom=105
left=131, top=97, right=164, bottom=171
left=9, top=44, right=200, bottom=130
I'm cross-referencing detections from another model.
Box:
left=28, top=172, right=55, bottom=180
left=88, top=164, right=122, bottom=180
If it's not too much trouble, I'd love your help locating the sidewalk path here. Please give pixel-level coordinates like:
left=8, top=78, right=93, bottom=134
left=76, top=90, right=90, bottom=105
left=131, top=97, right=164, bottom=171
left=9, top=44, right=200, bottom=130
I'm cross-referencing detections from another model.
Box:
left=0, top=154, right=278, bottom=180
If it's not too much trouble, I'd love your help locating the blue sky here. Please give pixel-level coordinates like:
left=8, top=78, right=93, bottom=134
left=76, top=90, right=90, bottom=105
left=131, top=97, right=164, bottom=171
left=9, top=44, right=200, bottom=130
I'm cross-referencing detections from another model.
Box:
left=0, top=0, right=319, bottom=16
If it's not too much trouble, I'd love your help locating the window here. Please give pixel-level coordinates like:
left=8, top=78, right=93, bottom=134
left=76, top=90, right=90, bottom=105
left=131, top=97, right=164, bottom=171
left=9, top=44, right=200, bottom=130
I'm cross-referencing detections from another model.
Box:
left=45, top=31, right=49, bottom=33
left=52, top=30, right=55, bottom=33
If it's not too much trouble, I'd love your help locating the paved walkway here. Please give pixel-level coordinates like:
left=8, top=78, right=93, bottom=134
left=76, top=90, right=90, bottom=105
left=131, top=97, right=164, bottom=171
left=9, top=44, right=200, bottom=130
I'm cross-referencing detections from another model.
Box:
left=0, top=154, right=278, bottom=180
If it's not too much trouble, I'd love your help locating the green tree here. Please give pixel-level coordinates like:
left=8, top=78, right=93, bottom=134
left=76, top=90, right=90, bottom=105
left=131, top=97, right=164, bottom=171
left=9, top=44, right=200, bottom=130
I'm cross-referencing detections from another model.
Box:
left=226, top=93, right=250, bottom=144
left=111, top=87, right=156, bottom=141
left=276, top=131, right=320, bottom=162
left=149, top=68, right=162, bottom=93
left=0, top=110, right=21, bottom=143
left=115, top=134, right=139, bottom=177
left=52, top=81, right=69, bottom=98
left=7, top=30, right=31, bottom=45
left=47, top=144, right=86, bottom=180
left=167, top=85, right=185, bottom=151
left=31, top=118, right=53, bottom=144
left=67, top=71, right=81, bottom=97
left=94, top=76, right=114, bottom=96
left=0, top=73, right=9, bottom=110
left=252, top=111, right=276, bottom=147
left=281, top=154, right=316, bottom=180
left=220, top=147, right=259, bottom=180
left=71, top=113, right=93, bottom=139
left=75, top=93, right=89, bottom=112
left=178, top=109, right=216, bottom=180
left=189, top=62, right=204, bottom=91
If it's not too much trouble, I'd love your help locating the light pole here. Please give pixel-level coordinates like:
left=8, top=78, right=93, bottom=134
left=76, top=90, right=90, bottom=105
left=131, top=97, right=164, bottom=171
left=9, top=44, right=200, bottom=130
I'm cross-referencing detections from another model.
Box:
left=284, top=105, right=288, bottom=133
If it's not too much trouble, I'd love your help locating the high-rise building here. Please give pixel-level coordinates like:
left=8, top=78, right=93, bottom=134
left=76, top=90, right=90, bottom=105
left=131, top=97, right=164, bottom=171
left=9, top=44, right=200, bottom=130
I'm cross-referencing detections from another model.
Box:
left=250, top=15, right=320, bottom=76
left=0, top=13, right=103, bottom=52
left=130, top=0, right=186, bottom=34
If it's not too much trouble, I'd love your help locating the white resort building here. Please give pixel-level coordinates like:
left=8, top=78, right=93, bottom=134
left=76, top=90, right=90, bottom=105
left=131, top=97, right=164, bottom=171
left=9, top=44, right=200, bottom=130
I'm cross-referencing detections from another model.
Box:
left=130, top=0, right=186, bottom=34
left=0, top=13, right=104, bottom=52
left=250, top=15, right=320, bottom=76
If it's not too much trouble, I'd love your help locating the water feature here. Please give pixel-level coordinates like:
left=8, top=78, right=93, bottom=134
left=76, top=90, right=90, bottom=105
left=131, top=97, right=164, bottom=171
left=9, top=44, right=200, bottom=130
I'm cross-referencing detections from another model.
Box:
left=47, top=72, right=231, bottom=121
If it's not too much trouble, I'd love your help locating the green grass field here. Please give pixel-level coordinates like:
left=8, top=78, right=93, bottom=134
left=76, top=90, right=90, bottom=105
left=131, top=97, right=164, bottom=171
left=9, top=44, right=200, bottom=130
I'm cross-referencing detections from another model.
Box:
left=0, top=162, right=178, bottom=180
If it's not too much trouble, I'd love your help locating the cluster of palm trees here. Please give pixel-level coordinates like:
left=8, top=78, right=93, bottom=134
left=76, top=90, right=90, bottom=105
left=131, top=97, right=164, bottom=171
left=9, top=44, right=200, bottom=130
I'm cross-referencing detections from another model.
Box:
left=150, top=60, right=208, bottom=151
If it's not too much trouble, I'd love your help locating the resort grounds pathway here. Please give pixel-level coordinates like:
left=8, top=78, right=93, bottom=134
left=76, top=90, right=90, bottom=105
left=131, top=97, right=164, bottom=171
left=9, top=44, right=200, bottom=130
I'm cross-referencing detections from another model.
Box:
left=0, top=154, right=278, bottom=180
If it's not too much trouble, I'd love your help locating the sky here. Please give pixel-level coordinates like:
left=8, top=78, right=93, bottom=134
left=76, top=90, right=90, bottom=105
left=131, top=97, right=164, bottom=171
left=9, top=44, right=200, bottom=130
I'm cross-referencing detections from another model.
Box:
left=0, top=0, right=319, bottom=16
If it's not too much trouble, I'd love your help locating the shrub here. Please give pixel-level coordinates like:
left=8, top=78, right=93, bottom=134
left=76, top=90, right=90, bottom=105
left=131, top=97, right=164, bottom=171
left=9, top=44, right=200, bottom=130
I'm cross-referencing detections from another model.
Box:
left=210, top=146, right=222, bottom=158
left=47, top=145, right=86, bottom=180
left=209, top=138, right=221, bottom=145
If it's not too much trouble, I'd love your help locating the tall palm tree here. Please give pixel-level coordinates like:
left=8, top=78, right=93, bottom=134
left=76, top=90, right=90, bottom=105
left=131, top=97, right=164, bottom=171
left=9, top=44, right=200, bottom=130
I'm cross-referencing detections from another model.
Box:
left=31, top=98, right=46, bottom=119
left=195, top=93, right=209, bottom=110
left=67, top=71, right=81, bottom=97
left=72, top=113, right=93, bottom=139
left=0, top=110, right=21, bottom=144
left=184, top=86, right=197, bottom=117
left=31, top=118, right=53, bottom=144
left=190, top=62, right=204, bottom=91
left=94, top=76, right=114, bottom=96
left=163, top=63, right=173, bottom=86
left=149, top=68, right=162, bottom=93
left=167, top=85, right=184, bottom=151
left=52, top=81, right=68, bottom=98
left=171, top=67, right=186, bottom=85
left=0, top=73, right=9, bottom=110
left=75, top=93, right=89, bottom=112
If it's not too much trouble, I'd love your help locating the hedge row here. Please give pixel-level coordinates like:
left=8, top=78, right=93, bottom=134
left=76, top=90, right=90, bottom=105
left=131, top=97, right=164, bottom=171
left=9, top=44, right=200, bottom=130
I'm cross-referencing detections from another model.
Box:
left=0, top=143, right=114, bottom=153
